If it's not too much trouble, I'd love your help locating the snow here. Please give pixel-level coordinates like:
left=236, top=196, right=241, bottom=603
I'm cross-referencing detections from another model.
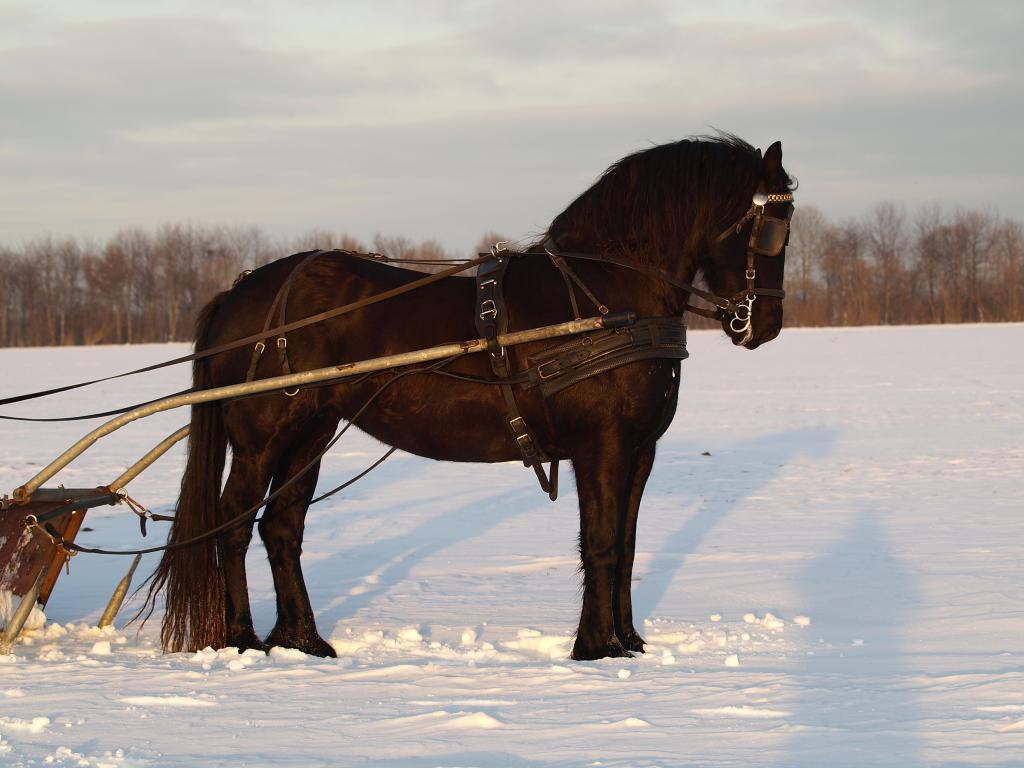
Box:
left=1, top=590, right=46, bottom=632
left=1, top=323, right=1023, bottom=766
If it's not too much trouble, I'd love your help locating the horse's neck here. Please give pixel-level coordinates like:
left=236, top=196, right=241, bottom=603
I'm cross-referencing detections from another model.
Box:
left=561, top=252, right=697, bottom=319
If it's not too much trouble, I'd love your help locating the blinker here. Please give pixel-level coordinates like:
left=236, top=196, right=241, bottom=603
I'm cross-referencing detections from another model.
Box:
left=748, top=210, right=792, bottom=257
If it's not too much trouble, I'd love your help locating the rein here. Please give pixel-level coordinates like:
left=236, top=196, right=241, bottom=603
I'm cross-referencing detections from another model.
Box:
left=544, top=189, right=794, bottom=327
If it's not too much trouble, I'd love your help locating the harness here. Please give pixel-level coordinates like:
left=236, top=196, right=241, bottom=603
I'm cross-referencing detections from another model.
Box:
left=186, top=189, right=796, bottom=501
left=463, top=189, right=793, bottom=496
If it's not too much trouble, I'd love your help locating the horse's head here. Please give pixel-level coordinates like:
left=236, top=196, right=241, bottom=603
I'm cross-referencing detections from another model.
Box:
left=700, top=141, right=794, bottom=349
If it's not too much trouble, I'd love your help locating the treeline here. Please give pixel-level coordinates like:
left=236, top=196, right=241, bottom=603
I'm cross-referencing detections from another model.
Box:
left=1, top=204, right=1022, bottom=347
left=782, top=203, right=1024, bottom=326
left=0, top=226, right=502, bottom=347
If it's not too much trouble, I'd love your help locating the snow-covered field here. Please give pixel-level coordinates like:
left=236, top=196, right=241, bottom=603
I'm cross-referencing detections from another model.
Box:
left=0, top=323, right=1021, bottom=767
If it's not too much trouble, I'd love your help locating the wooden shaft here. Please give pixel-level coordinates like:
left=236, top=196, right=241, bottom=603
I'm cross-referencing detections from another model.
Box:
left=12, top=315, right=616, bottom=500
left=98, top=553, right=142, bottom=628
left=108, top=425, right=190, bottom=491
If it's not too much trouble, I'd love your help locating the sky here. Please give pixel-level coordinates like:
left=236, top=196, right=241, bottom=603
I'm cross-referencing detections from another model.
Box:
left=1, top=0, right=1021, bottom=253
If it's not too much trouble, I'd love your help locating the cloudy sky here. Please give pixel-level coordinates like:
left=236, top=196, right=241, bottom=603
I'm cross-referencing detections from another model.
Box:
left=1, top=0, right=1021, bottom=252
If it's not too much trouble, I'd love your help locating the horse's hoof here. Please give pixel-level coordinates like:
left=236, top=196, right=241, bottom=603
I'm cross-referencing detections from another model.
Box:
left=620, top=629, right=647, bottom=653
left=302, top=636, right=338, bottom=659
left=571, top=635, right=634, bottom=660
left=265, top=630, right=337, bottom=658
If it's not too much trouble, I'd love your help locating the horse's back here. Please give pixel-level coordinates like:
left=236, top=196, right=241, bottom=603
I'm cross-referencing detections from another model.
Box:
left=202, top=251, right=479, bottom=383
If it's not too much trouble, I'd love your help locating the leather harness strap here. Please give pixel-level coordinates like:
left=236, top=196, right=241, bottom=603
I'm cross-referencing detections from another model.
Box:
left=472, top=249, right=690, bottom=501
left=245, top=250, right=323, bottom=384
left=474, top=251, right=559, bottom=500
left=524, top=316, right=687, bottom=397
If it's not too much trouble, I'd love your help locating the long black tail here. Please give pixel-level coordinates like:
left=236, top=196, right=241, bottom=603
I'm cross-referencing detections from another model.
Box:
left=144, top=292, right=230, bottom=652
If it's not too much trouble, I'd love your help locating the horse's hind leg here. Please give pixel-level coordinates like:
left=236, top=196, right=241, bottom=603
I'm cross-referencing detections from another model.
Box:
left=614, top=443, right=656, bottom=653
left=258, top=418, right=340, bottom=658
left=219, top=449, right=279, bottom=652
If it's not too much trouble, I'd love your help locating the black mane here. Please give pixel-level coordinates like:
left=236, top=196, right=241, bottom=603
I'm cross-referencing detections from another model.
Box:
left=545, top=134, right=788, bottom=263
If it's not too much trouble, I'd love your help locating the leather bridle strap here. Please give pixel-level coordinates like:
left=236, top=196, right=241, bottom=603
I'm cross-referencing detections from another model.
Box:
left=543, top=240, right=741, bottom=316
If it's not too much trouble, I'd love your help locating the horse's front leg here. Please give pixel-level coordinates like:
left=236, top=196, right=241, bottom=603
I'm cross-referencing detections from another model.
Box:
left=571, top=442, right=634, bottom=660
left=615, top=443, right=656, bottom=653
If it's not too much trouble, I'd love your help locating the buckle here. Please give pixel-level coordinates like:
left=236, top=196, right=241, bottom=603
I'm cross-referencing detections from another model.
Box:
left=479, top=299, right=497, bottom=320
left=536, top=359, right=562, bottom=380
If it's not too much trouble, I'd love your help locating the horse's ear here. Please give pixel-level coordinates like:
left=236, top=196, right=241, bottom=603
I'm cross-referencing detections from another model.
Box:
left=763, top=141, right=783, bottom=181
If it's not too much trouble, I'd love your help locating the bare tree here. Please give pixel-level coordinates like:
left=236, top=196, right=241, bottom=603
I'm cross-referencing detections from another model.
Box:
left=786, top=206, right=830, bottom=325
left=865, top=202, right=906, bottom=324
left=2, top=210, right=1023, bottom=348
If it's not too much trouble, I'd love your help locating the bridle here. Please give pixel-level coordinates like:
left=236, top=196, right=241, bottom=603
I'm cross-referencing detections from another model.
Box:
left=543, top=188, right=795, bottom=333
left=712, top=189, right=795, bottom=336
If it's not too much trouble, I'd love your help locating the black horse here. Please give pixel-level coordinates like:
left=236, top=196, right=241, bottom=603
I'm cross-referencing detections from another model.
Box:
left=148, top=134, right=795, bottom=661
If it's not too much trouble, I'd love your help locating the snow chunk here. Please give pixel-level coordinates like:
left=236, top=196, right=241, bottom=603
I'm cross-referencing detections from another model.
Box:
left=0, top=589, right=46, bottom=632
left=794, top=615, right=812, bottom=627
left=501, top=632, right=572, bottom=660
left=460, top=628, right=477, bottom=646
left=0, top=716, right=49, bottom=733
left=709, top=614, right=722, bottom=622
left=443, top=712, right=503, bottom=730
left=617, top=669, right=631, bottom=679
left=90, top=641, right=111, bottom=656
left=675, top=639, right=706, bottom=654
left=269, top=646, right=309, bottom=663
left=397, top=627, right=423, bottom=643
left=724, top=654, right=740, bottom=667
left=762, top=612, right=785, bottom=630
left=121, top=695, right=216, bottom=708
left=691, top=706, right=791, bottom=718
